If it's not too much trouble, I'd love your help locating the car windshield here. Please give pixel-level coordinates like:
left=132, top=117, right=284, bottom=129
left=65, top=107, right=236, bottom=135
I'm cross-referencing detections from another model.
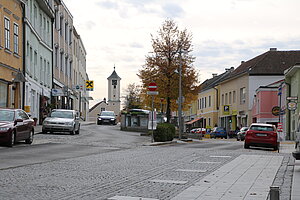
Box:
left=250, top=125, right=274, bottom=131
left=213, top=127, right=223, bottom=132
left=51, top=111, right=73, bottom=119
left=0, top=110, right=14, bottom=121
left=101, top=111, right=115, bottom=116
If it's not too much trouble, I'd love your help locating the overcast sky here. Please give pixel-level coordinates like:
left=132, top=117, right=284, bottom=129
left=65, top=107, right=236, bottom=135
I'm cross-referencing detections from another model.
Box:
left=63, top=0, right=300, bottom=107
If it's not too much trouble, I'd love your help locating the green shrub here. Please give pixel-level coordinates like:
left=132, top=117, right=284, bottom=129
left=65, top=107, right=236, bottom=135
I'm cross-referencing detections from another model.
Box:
left=153, top=123, right=175, bottom=142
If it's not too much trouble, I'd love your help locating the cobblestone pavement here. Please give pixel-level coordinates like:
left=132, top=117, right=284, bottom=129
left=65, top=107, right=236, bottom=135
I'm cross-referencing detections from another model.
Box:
left=0, top=125, right=294, bottom=200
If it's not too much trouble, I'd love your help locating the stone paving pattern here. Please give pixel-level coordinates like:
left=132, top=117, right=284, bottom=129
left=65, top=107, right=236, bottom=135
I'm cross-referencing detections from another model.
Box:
left=0, top=125, right=296, bottom=200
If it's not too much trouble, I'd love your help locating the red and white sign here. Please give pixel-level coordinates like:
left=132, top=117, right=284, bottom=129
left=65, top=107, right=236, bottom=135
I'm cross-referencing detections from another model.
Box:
left=277, top=123, right=283, bottom=132
left=148, top=82, right=157, bottom=91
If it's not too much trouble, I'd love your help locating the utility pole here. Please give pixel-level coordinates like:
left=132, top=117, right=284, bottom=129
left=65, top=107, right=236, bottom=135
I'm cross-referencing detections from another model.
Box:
left=178, top=50, right=183, bottom=140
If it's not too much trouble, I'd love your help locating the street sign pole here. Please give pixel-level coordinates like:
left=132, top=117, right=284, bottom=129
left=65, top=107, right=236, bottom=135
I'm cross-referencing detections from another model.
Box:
left=151, top=95, right=154, bottom=143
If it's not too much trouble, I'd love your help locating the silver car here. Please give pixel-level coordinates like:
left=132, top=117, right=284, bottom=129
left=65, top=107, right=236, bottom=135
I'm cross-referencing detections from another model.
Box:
left=42, top=109, right=80, bottom=135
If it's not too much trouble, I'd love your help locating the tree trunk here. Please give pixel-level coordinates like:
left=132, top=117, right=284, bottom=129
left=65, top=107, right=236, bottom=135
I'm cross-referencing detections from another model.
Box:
left=166, top=96, right=171, bottom=123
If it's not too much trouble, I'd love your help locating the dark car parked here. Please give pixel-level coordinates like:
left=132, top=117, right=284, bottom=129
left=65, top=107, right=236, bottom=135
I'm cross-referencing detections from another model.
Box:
left=97, top=111, right=117, bottom=125
left=210, top=127, right=227, bottom=139
left=0, top=108, right=34, bottom=147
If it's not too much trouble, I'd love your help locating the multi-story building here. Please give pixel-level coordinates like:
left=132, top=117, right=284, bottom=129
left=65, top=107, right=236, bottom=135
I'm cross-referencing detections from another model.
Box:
left=72, top=27, right=89, bottom=120
left=23, top=0, right=54, bottom=124
left=285, top=64, right=300, bottom=140
left=196, top=69, right=233, bottom=130
left=52, top=0, right=74, bottom=109
left=0, top=0, right=24, bottom=109
left=218, top=48, right=300, bottom=132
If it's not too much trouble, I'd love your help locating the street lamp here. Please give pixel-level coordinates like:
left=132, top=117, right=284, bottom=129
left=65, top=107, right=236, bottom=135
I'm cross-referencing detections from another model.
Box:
left=178, top=50, right=183, bottom=140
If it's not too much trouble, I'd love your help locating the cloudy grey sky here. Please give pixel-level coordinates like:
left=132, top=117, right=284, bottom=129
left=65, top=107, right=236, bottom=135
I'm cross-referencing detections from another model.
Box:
left=63, top=0, right=300, bottom=107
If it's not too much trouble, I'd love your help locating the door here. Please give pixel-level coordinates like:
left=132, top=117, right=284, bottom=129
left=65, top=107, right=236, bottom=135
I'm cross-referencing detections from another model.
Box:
left=19, top=110, right=32, bottom=139
left=15, top=111, right=27, bottom=140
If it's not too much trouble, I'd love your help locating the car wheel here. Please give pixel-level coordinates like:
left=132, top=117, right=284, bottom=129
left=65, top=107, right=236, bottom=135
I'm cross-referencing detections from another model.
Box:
left=274, top=145, right=279, bottom=151
left=8, top=131, right=15, bottom=147
left=70, top=128, right=75, bottom=135
left=97, top=120, right=101, bottom=125
left=237, top=137, right=240, bottom=141
left=244, top=143, right=250, bottom=149
left=25, top=129, right=34, bottom=144
left=75, top=126, right=80, bottom=134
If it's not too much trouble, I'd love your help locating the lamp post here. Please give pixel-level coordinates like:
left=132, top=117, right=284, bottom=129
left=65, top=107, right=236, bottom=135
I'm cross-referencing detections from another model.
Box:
left=178, top=50, right=183, bottom=140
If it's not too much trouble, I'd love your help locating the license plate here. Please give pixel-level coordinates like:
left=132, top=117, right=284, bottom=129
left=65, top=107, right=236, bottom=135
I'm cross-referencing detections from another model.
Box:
left=104, top=120, right=109, bottom=122
left=256, top=133, right=267, bottom=136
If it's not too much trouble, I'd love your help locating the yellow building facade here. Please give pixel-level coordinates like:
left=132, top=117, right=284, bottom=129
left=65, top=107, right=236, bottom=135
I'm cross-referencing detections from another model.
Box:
left=0, top=0, right=24, bottom=108
left=197, top=88, right=218, bottom=129
left=218, top=74, right=249, bottom=132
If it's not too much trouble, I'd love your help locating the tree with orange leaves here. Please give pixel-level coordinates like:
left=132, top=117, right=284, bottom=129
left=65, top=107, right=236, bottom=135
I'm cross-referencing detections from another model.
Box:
left=138, top=19, right=199, bottom=123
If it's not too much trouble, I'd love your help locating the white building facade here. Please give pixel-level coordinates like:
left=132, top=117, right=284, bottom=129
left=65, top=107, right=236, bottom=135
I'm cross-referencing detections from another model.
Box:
left=24, top=0, right=54, bottom=123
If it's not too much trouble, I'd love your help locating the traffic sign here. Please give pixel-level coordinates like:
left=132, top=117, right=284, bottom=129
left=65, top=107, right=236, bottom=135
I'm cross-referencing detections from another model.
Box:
left=148, top=82, right=157, bottom=91
left=86, top=80, right=94, bottom=91
left=277, top=123, right=283, bottom=132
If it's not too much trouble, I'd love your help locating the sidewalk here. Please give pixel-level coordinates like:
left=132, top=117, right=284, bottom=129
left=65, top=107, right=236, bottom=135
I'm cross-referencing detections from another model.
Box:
left=171, top=141, right=299, bottom=200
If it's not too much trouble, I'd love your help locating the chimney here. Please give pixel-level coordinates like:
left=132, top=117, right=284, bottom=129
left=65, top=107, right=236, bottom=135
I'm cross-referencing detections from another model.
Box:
left=241, top=61, right=245, bottom=64
left=212, top=73, right=217, bottom=78
left=270, top=48, right=277, bottom=51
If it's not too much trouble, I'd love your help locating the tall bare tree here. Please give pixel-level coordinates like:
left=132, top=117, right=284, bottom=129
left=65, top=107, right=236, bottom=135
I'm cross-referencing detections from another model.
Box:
left=138, top=19, right=199, bottom=123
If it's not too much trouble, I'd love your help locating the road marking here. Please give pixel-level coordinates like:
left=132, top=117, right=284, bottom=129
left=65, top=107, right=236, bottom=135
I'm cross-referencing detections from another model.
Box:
left=149, top=179, right=188, bottom=185
left=176, top=169, right=207, bottom=173
left=210, top=155, right=231, bottom=158
left=108, top=196, right=159, bottom=200
left=196, top=161, right=221, bottom=164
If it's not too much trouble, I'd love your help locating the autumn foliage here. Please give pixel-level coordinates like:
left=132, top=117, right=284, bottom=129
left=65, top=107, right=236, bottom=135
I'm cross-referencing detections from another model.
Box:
left=137, top=19, right=199, bottom=122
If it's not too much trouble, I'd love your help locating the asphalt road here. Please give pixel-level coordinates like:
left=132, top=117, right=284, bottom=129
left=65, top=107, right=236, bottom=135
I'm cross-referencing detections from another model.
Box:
left=0, top=124, right=292, bottom=200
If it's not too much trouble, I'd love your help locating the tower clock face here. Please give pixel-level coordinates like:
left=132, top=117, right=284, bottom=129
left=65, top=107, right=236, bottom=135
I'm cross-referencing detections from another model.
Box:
left=112, top=80, right=117, bottom=86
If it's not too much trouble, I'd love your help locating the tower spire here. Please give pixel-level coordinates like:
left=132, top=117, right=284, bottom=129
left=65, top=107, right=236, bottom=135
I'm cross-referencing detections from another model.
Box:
left=114, top=64, right=115, bottom=70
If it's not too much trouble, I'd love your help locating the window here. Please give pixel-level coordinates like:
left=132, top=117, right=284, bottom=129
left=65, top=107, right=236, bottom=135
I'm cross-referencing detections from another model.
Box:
left=65, top=57, right=68, bottom=76
left=44, top=59, right=46, bottom=83
left=60, top=16, right=63, bottom=36
left=13, top=23, right=19, bottom=54
left=208, top=118, right=211, bottom=126
left=233, top=91, right=236, bottom=103
left=54, top=48, right=58, bottom=68
left=69, top=61, right=72, bottom=79
left=47, top=62, right=50, bottom=86
left=204, top=97, right=207, bottom=108
left=4, top=18, right=10, bottom=49
left=69, top=29, right=72, bottom=45
left=199, top=98, right=201, bottom=109
left=229, top=92, right=232, bottom=104
left=60, top=53, right=63, bottom=71
left=240, top=87, right=246, bottom=104
left=40, top=57, right=43, bottom=83
left=209, top=96, right=211, bottom=107
left=65, top=23, right=68, bottom=43
left=202, top=98, right=204, bottom=109
left=34, top=5, right=37, bottom=26
left=225, top=93, right=228, bottom=104
left=222, top=94, right=224, bottom=105
left=34, top=51, right=37, bottom=79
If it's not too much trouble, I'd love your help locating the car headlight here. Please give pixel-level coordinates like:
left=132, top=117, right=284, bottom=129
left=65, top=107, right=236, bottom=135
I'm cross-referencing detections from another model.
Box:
left=43, top=121, right=49, bottom=125
left=110, top=118, right=115, bottom=121
left=0, top=127, right=10, bottom=131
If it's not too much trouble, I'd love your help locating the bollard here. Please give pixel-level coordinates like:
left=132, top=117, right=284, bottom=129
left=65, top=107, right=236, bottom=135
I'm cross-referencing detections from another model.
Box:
left=270, top=186, right=280, bottom=200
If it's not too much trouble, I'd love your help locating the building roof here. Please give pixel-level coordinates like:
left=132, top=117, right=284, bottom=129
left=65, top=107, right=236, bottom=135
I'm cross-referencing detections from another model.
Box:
left=200, top=68, right=234, bottom=92
left=107, top=69, right=121, bottom=80
left=229, top=49, right=300, bottom=78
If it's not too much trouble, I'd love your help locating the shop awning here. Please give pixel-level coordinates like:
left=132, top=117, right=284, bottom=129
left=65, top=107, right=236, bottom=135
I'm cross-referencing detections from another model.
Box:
left=185, top=117, right=202, bottom=125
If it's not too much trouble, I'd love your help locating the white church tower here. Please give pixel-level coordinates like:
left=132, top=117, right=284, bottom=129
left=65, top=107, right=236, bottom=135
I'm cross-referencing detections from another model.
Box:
left=107, top=66, right=121, bottom=115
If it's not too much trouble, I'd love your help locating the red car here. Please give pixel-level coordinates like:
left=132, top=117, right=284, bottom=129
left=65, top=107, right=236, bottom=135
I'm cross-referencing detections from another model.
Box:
left=0, top=108, right=34, bottom=147
left=244, top=123, right=279, bottom=151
